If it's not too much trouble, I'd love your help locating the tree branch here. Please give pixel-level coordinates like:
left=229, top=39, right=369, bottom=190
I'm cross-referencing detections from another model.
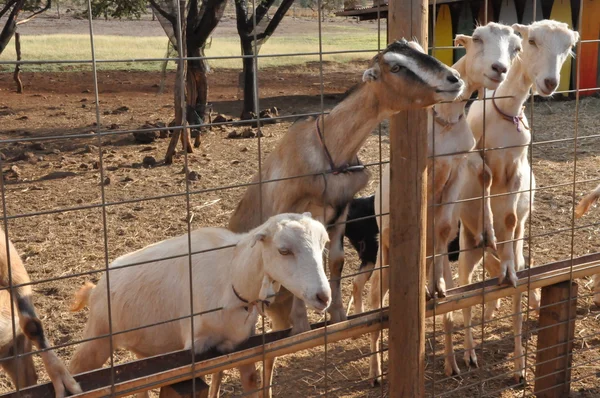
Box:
left=16, top=0, right=51, bottom=25
left=252, top=0, right=276, bottom=28
left=189, top=0, right=226, bottom=45
left=256, top=0, right=294, bottom=43
left=0, top=0, right=18, bottom=20
left=148, top=0, right=176, bottom=26
left=0, top=0, right=25, bottom=56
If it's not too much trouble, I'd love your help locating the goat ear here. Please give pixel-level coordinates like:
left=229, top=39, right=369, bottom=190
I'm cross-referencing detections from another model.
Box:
left=363, top=62, right=381, bottom=82
left=302, top=212, right=312, bottom=219
left=407, top=40, right=425, bottom=54
left=511, top=24, right=529, bottom=38
left=454, top=34, right=471, bottom=48
left=571, top=30, right=580, bottom=45
left=251, top=232, right=267, bottom=248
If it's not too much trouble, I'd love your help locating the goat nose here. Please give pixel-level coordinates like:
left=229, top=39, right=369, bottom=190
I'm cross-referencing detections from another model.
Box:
left=316, top=292, right=330, bottom=307
left=544, top=77, right=558, bottom=92
left=491, top=63, right=508, bottom=75
left=446, top=74, right=459, bottom=84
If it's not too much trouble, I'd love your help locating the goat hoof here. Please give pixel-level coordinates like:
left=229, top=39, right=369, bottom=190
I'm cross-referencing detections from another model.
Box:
left=464, top=350, right=478, bottom=369
left=370, top=378, right=381, bottom=388
left=445, top=360, right=460, bottom=377
left=515, top=374, right=526, bottom=386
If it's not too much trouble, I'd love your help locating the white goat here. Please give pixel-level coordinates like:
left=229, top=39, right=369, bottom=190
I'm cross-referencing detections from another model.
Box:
left=460, top=20, right=580, bottom=382
left=69, top=212, right=331, bottom=397
left=0, top=228, right=81, bottom=398
left=574, top=184, right=600, bottom=307
left=368, top=23, right=521, bottom=382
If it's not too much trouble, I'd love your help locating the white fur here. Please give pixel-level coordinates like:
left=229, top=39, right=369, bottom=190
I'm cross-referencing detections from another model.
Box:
left=460, top=20, right=580, bottom=382
left=383, top=52, right=441, bottom=87
left=69, top=213, right=331, bottom=396
left=368, top=23, right=522, bottom=382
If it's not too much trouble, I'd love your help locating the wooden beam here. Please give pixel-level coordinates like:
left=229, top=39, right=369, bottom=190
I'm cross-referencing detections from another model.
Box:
left=159, top=377, right=209, bottom=398
left=387, top=0, right=428, bottom=396
left=534, top=281, right=578, bottom=398
left=5, top=254, right=600, bottom=398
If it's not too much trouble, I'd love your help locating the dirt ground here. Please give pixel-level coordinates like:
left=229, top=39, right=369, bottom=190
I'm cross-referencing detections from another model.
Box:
left=1, top=38, right=600, bottom=398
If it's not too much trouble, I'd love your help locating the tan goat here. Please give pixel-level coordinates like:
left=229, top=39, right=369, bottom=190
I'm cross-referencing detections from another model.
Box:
left=219, top=39, right=464, bottom=397
left=0, top=228, right=81, bottom=397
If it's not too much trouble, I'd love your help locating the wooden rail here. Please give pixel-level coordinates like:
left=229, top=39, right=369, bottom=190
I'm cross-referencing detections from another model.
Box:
left=4, top=253, right=599, bottom=398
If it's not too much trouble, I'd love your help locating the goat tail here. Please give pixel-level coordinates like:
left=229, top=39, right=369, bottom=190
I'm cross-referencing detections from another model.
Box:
left=575, top=187, right=600, bottom=219
left=70, top=282, right=96, bottom=312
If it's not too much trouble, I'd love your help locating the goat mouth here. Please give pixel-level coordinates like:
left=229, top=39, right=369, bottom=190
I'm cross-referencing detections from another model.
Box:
left=485, top=75, right=502, bottom=84
left=536, top=85, right=554, bottom=97
left=435, top=88, right=461, bottom=94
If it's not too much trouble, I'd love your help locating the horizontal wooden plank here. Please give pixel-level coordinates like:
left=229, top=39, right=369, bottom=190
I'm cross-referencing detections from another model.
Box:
left=5, top=253, right=600, bottom=398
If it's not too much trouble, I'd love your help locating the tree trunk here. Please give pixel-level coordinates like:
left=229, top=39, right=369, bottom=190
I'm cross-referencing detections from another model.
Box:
left=13, top=32, right=22, bottom=93
left=240, top=37, right=256, bottom=118
left=186, top=46, right=208, bottom=126
left=0, top=0, right=25, bottom=56
left=165, top=0, right=193, bottom=164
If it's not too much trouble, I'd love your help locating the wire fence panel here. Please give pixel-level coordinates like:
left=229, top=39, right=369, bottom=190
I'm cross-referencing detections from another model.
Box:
left=0, top=0, right=598, bottom=397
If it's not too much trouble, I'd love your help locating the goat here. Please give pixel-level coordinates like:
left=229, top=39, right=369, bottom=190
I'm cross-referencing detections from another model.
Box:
left=369, top=23, right=522, bottom=382
left=0, top=228, right=81, bottom=398
left=343, top=195, right=379, bottom=316
left=461, top=20, right=580, bottom=382
left=574, top=184, right=600, bottom=307
left=68, top=213, right=331, bottom=398
left=344, top=194, right=462, bottom=316
left=223, top=39, right=464, bottom=397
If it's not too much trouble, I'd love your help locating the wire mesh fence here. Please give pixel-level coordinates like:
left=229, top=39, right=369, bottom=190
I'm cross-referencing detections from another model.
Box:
left=0, top=0, right=598, bottom=397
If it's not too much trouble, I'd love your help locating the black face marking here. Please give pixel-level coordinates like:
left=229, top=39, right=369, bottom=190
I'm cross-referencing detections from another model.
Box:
left=384, top=40, right=446, bottom=71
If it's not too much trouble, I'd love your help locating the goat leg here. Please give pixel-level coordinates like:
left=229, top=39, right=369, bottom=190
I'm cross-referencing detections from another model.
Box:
left=18, top=297, right=82, bottom=397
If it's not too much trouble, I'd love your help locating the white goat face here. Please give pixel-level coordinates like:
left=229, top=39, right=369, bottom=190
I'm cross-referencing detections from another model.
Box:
left=455, top=22, right=522, bottom=90
left=512, top=20, right=579, bottom=96
left=255, top=213, right=331, bottom=312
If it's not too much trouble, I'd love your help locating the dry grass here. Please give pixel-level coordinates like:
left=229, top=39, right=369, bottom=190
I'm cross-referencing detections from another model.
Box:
left=0, top=27, right=380, bottom=72
left=0, top=65, right=599, bottom=397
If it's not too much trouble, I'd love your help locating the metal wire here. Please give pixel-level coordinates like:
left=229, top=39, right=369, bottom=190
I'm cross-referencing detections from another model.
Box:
left=0, top=1, right=599, bottom=397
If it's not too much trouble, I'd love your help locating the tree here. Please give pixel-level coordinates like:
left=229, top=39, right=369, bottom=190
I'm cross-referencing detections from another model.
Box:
left=149, top=0, right=228, bottom=162
left=0, top=0, right=51, bottom=56
left=234, top=0, right=294, bottom=119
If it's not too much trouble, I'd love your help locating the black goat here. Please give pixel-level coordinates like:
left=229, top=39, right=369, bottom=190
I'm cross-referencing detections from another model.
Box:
left=344, top=195, right=460, bottom=315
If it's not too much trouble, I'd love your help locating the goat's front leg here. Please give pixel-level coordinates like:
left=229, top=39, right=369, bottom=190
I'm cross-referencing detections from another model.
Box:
left=368, top=227, right=389, bottom=387
left=476, top=161, right=497, bottom=250
left=512, top=292, right=525, bottom=383
left=442, top=258, right=460, bottom=376
left=593, top=274, right=600, bottom=308
left=290, top=296, right=311, bottom=335
left=327, top=219, right=348, bottom=323
left=490, top=187, right=520, bottom=287
left=458, top=226, right=483, bottom=369
left=239, top=363, right=260, bottom=398
left=349, top=261, right=375, bottom=315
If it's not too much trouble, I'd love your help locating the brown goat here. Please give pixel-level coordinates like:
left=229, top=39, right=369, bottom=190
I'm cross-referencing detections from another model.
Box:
left=212, top=40, right=465, bottom=397
left=0, top=228, right=81, bottom=397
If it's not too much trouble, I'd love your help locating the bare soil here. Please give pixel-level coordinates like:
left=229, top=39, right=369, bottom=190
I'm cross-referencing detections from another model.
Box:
left=0, top=63, right=599, bottom=397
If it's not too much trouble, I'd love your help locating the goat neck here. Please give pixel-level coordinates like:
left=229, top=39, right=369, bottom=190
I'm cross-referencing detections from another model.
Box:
left=319, top=84, right=384, bottom=166
left=432, top=57, right=473, bottom=124
left=491, top=57, right=530, bottom=117
left=226, top=237, right=269, bottom=309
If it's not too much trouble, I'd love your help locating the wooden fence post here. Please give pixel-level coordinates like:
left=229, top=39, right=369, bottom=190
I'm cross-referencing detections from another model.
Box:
left=387, top=0, right=428, bottom=397
left=534, top=281, right=578, bottom=397
left=159, top=377, right=209, bottom=398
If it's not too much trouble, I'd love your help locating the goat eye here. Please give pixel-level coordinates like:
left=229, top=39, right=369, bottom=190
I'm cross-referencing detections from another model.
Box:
left=528, top=39, right=536, bottom=46
left=390, top=64, right=402, bottom=73
left=278, top=248, right=292, bottom=256
left=472, top=37, right=481, bottom=43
